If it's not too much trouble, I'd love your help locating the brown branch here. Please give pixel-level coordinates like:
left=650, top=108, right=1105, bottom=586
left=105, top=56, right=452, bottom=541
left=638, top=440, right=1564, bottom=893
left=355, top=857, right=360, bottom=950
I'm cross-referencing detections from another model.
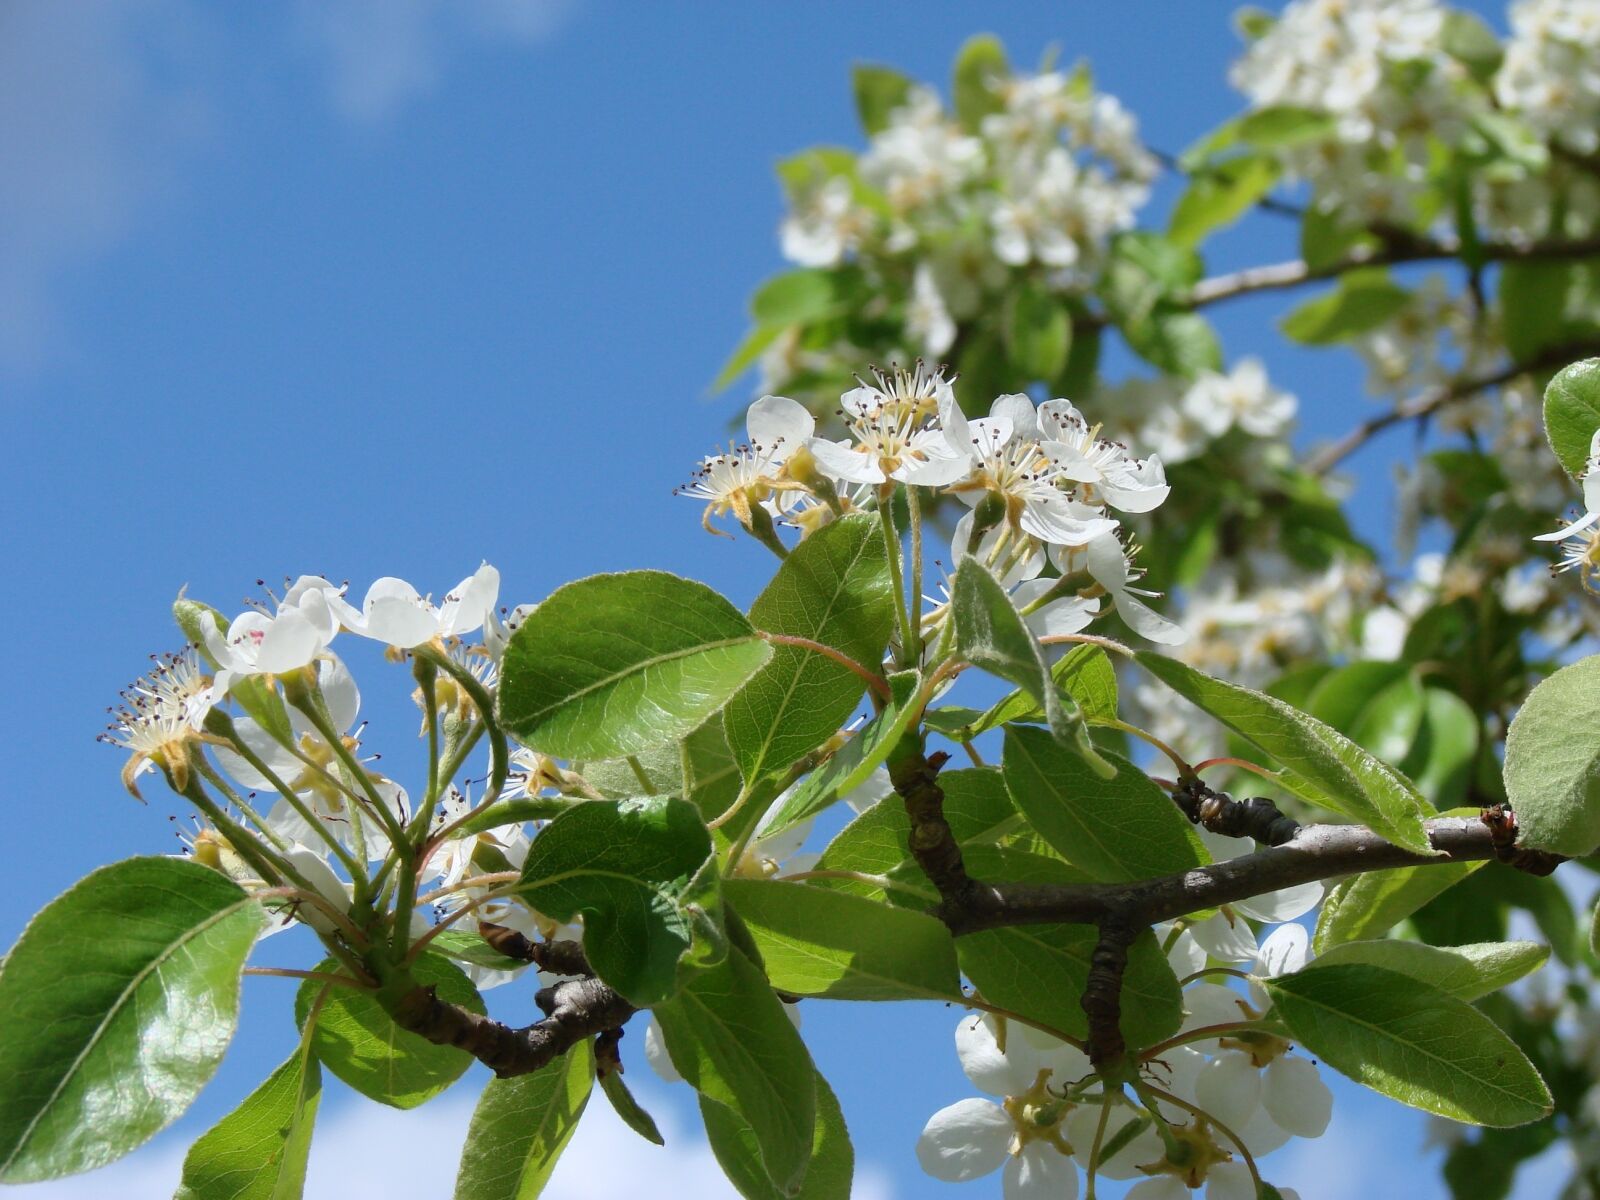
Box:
left=1306, top=337, right=1600, bottom=476
left=936, top=815, right=1541, bottom=936
left=386, top=971, right=634, bottom=1078
left=1082, top=918, right=1137, bottom=1072
left=886, top=742, right=984, bottom=913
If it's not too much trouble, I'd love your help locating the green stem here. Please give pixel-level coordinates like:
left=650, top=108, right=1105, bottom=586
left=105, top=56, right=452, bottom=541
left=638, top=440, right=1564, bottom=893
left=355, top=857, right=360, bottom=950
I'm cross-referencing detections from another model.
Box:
left=193, top=757, right=289, bottom=851
left=907, top=485, right=925, bottom=666
left=626, top=756, right=658, bottom=795
left=420, top=645, right=508, bottom=806
left=202, top=711, right=369, bottom=889
left=878, top=494, right=915, bottom=668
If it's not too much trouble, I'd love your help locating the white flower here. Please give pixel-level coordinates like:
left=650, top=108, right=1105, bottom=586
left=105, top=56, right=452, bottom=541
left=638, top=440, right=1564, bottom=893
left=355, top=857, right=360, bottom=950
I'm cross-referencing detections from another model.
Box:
left=916, top=1013, right=1088, bottom=1198
left=99, top=645, right=219, bottom=796
left=809, top=375, right=969, bottom=487
left=780, top=176, right=865, bottom=267
left=1181, top=359, right=1296, bottom=441
left=332, top=564, right=500, bottom=649
left=906, top=263, right=957, bottom=356
left=1053, top=534, right=1186, bottom=645
left=1038, top=398, right=1171, bottom=514
left=1535, top=430, right=1600, bottom=591
left=946, top=394, right=1121, bottom=547
left=736, top=768, right=893, bottom=880
left=201, top=575, right=345, bottom=691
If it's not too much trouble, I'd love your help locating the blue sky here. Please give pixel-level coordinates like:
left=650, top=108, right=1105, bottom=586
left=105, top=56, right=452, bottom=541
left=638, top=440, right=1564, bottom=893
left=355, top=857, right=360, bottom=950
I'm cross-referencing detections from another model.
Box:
left=1, top=1, right=1567, bottom=1197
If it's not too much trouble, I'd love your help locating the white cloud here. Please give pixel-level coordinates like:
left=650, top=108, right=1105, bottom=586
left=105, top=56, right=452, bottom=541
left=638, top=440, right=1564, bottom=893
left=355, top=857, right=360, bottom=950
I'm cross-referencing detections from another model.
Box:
left=295, top=0, right=574, bottom=124
left=10, top=1075, right=897, bottom=1199
left=0, top=0, right=208, bottom=371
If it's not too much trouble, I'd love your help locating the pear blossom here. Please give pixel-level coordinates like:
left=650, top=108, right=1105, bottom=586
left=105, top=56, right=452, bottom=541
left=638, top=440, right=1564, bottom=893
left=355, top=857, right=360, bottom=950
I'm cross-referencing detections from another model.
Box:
left=732, top=768, right=894, bottom=880
left=945, top=393, right=1122, bottom=547
left=201, top=575, right=345, bottom=692
left=1535, top=430, right=1600, bottom=592
left=678, top=395, right=817, bottom=533
left=916, top=1013, right=1089, bottom=1198
left=332, top=564, right=500, bottom=649
left=809, top=372, right=969, bottom=487
left=1181, top=359, right=1297, bottom=441
left=1037, top=397, right=1171, bottom=514
left=1052, top=534, right=1186, bottom=645
left=99, top=645, right=218, bottom=796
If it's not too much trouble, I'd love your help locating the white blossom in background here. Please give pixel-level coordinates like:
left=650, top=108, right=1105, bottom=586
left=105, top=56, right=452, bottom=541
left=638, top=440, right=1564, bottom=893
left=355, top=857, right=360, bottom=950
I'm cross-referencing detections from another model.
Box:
left=1181, top=358, right=1296, bottom=441
left=1497, top=0, right=1600, bottom=156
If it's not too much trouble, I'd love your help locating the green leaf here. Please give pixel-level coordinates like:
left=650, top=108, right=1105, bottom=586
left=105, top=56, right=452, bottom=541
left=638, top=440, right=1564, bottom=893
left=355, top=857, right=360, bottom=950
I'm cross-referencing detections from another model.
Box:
left=725, top=514, right=894, bottom=786
left=583, top=717, right=744, bottom=823
left=1134, top=652, right=1433, bottom=853
left=1442, top=11, right=1504, bottom=83
left=1499, top=258, right=1600, bottom=366
left=429, top=930, right=534, bottom=974
left=453, top=1039, right=594, bottom=1200
left=1001, top=729, right=1207, bottom=881
left=1280, top=269, right=1411, bottom=345
left=958, top=927, right=1182, bottom=1049
left=515, top=797, right=718, bottom=1006
left=763, top=670, right=920, bottom=834
left=653, top=950, right=816, bottom=1195
left=1300, top=207, right=1379, bottom=273
left=294, top=954, right=484, bottom=1110
left=1504, top=654, right=1600, bottom=855
left=1122, top=308, right=1222, bottom=378
left=852, top=63, right=914, bottom=135
left=0, top=857, right=263, bottom=1183
left=1004, top=284, right=1071, bottom=380
left=1408, top=688, right=1479, bottom=809
left=953, top=559, right=1110, bottom=774
left=751, top=270, right=850, bottom=326
left=1169, top=154, right=1280, bottom=248
left=453, top=797, right=585, bottom=838
left=723, top=880, right=963, bottom=1001
left=1314, top=861, right=1486, bottom=951
left=175, top=1027, right=322, bottom=1200
left=951, top=35, right=1009, bottom=132
left=949, top=644, right=1118, bottom=740
left=1309, top=940, right=1549, bottom=1002
left=814, top=767, right=1065, bottom=904
left=1265, top=964, right=1552, bottom=1127
left=499, top=571, right=772, bottom=761
left=1592, top=899, right=1600, bottom=960
left=1180, top=105, right=1335, bottom=169
left=714, top=323, right=788, bottom=393
left=701, top=1070, right=852, bottom=1200
left=1541, top=358, right=1600, bottom=477
left=598, top=1068, right=664, bottom=1146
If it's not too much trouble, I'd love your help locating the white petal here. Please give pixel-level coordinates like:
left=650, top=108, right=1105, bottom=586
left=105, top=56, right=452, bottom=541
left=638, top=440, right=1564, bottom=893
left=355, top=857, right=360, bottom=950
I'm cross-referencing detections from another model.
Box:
left=939, top=388, right=974, bottom=456
left=747, top=394, right=815, bottom=455
left=1063, top=1104, right=1163, bottom=1180
left=438, top=563, right=500, bottom=638
left=1125, top=1177, right=1188, bottom=1200
left=1236, top=1105, right=1292, bottom=1156
left=1164, top=928, right=1206, bottom=978
left=956, top=1012, right=1035, bottom=1097
left=255, top=609, right=324, bottom=674
left=809, top=437, right=885, bottom=485
left=916, top=1099, right=1013, bottom=1182
left=989, top=394, right=1038, bottom=442
left=643, top=1018, right=681, bottom=1083
left=362, top=597, right=441, bottom=648
left=1262, top=1056, right=1333, bottom=1138
left=1025, top=594, right=1098, bottom=640
left=842, top=766, right=893, bottom=813
left=1183, top=982, right=1251, bottom=1046
left=1113, top=590, right=1188, bottom=645
left=1533, top=506, right=1600, bottom=541
left=897, top=444, right=973, bottom=487
left=1003, top=1144, right=1078, bottom=1200
left=1196, top=1051, right=1262, bottom=1131
left=1197, top=826, right=1253, bottom=861
left=363, top=576, right=425, bottom=610
left=1190, top=913, right=1260, bottom=963
left=1235, top=882, right=1323, bottom=924
left=1253, top=923, right=1311, bottom=979
left=1019, top=502, right=1119, bottom=548
left=317, top=655, right=361, bottom=732
left=1205, top=1160, right=1256, bottom=1200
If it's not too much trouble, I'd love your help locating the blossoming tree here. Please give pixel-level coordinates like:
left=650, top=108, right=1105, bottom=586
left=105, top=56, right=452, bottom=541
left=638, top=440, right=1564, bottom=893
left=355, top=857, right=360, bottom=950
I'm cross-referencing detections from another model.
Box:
left=7, top=2, right=1600, bottom=1198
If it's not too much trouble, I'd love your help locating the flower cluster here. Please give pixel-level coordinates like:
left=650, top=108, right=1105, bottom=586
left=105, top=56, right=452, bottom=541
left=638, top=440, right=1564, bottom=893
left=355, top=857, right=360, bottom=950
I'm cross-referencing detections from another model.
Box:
left=779, top=63, right=1156, bottom=359
left=679, top=366, right=1184, bottom=645
left=917, top=921, right=1328, bottom=1200
left=99, top=563, right=580, bottom=977
left=1230, top=0, right=1600, bottom=240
